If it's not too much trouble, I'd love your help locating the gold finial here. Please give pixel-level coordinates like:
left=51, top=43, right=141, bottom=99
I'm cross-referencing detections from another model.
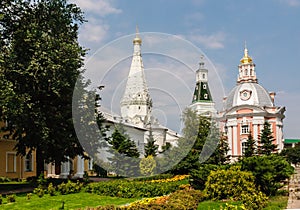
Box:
left=240, top=41, right=252, bottom=64
left=133, top=25, right=142, bottom=45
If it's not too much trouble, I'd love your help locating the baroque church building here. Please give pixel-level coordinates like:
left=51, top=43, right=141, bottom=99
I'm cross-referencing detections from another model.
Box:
left=219, top=46, right=285, bottom=159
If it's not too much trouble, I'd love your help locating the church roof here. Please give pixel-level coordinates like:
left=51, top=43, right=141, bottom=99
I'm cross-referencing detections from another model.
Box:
left=224, top=82, right=273, bottom=110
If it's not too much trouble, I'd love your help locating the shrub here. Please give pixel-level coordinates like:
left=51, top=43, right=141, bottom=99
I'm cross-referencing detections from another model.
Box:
left=85, top=177, right=188, bottom=198
left=47, top=183, right=56, bottom=196
left=190, top=164, right=218, bottom=190
left=204, top=166, right=268, bottom=209
left=33, top=185, right=45, bottom=198
left=240, top=155, right=294, bottom=195
left=240, top=191, right=268, bottom=210
left=26, top=193, right=32, bottom=200
left=0, top=194, right=2, bottom=205
left=6, top=194, right=16, bottom=203
left=204, top=166, right=257, bottom=200
left=0, top=177, right=11, bottom=183
left=57, top=180, right=83, bottom=195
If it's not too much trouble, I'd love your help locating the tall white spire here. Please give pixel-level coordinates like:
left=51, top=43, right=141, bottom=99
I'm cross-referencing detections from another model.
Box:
left=120, top=28, right=152, bottom=126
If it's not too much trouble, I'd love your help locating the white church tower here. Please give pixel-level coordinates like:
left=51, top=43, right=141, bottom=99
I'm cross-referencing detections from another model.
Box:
left=120, top=28, right=152, bottom=126
left=189, top=56, right=216, bottom=116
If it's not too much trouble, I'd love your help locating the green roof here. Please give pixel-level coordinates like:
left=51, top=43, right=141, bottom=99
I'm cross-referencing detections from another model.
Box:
left=284, top=139, right=300, bottom=144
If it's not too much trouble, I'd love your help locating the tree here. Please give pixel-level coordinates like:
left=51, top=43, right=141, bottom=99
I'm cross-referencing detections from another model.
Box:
left=0, top=0, right=87, bottom=176
left=241, top=155, right=294, bottom=195
left=144, top=126, right=158, bottom=157
left=281, top=146, right=300, bottom=165
left=258, top=122, right=277, bottom=155
left=107, top=125, right=140, bottom=177
left=207, top=132, right=230, bottom=165
left=244, top=131, right=256, bottom=157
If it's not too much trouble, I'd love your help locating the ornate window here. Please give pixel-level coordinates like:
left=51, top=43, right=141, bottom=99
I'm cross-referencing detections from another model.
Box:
left=241, top=125, right=249, bottom=134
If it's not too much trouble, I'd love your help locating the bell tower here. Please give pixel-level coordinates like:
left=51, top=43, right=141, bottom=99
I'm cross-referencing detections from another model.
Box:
left=189, top=56, right=216, bottom=116
left=120, top=27, right=152, bottom=126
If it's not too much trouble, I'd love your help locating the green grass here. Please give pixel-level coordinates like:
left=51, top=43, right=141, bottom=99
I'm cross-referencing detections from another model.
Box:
left=197, top=196, right=288, bottom=210
left=197, top=200, right=241, bottom=210
left=264, top=196, right=288, bottom=210
left=0, top=192, right=138, bottom=210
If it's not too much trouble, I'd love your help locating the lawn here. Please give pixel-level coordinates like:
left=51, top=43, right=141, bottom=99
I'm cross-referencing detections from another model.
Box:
left=0, top=192, right=138, bottom=210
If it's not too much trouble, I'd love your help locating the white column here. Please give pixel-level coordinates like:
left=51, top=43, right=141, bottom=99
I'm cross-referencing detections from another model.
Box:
left=60, top=159, right=70, bottom=179
left=228, top=126, right=233, bottom=157
left=233, top=126, right=238, bottom=157
left=75, top=155, right=85, bottom=178
left=47, top=163, right=56, bottom=178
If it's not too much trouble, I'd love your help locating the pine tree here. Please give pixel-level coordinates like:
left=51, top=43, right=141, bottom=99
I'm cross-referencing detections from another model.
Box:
left=244, top=131, right=256, bottom=157
left=209, top=133, right=230, bottom=165
left=258, top=121, right=277, bottom=155
left=144, top=126, right=158, bottom=157
left=107, top=124, right=140, bottom=177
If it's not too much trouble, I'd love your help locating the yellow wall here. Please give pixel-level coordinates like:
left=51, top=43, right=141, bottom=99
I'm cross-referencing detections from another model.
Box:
left=0, top=139, right=36, bottom=179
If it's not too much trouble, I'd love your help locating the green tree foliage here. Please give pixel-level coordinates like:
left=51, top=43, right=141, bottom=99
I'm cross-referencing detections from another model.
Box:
left=107, top=125, right=140, bottom=177
left=281, top=146, right=300, bottom=165
left=208, top=132, right=230, bottom=165
left=169, top=109, right=211, bottom=175
left=190, top=164, right=218, bottom=190
left=244, top=132, right=256, bottom=157
left=258, top=121, right=277, bottom=155
left=144, top=126, right=158, bottom=157
left=240, top=155, right=294, bottom=195
left=0, top=0, right=88, bottom=176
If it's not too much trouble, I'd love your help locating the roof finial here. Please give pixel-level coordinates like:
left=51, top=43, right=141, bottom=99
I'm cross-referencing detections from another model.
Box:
left=199, top=54, right=205, bottom=69
left=240, top=41, right=252, bottom=64
left=244, top=41, right=248, bottom=57
left=133, top=25, right=142, bottom=45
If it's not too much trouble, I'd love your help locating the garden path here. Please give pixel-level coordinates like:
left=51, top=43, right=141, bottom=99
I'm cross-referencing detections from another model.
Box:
left=286, top=166, right=300, bottom=209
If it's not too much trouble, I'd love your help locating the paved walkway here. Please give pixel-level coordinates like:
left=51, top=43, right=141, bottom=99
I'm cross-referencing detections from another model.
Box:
left=286, top=167, right=300, bottom=209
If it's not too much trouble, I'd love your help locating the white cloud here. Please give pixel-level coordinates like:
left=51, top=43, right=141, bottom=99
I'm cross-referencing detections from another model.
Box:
left=79, top=19, right=109, bottom=43
left=188, top=32, right=226, bottom=49
left=70, top=0, right=122, bottom=16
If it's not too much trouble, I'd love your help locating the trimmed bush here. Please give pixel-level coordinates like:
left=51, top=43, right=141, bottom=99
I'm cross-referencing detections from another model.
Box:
left=57, top=180, right=83, bottom=195
left=204, top=166, right=268, bottom=209
left=47, top=183, right=56, bottom=196
left=85, top=177, right=188, bottom=198
left=6, top=194, right=16, bottom=203
left=33, top=185, right=45, bottom=198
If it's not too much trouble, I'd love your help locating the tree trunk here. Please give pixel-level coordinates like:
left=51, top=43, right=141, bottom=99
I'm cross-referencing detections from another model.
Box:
left=36, top=147, right=45, bottom=177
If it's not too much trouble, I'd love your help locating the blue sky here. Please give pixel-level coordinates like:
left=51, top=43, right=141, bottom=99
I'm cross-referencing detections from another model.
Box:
left=71, top=0, right=300, bottom=138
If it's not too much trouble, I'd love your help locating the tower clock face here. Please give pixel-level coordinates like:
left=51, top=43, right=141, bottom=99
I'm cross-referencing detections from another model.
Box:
left=240, top=90, right=252, bottom=101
